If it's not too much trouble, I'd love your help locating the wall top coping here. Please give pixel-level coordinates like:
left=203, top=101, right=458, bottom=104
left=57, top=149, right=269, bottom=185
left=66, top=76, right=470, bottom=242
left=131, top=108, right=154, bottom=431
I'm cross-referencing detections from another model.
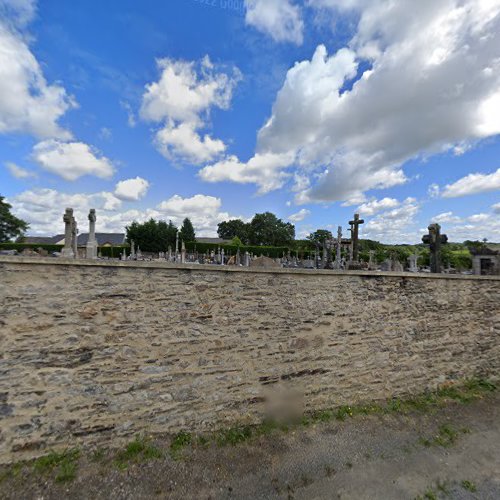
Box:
left=1, top=255, right=499, bottom=281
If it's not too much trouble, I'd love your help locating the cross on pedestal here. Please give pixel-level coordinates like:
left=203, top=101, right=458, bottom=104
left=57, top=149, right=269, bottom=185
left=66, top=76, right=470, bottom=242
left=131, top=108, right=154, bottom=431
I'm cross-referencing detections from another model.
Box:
left=348, top=213, right=364, bottom=263
left=422, top=223, right=448, bottom=273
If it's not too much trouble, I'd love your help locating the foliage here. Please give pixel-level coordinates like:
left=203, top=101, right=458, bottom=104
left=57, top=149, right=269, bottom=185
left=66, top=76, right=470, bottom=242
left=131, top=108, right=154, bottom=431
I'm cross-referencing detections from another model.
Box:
left=307, top=230, right=333, bottom=247
left=179, top=217, right=195, bottom=243
left=217, top=212, right=295, bottom=247
left=126, top=218, right=177, bottom=252
left=248, top=212, right=295, bottom=246
left=33, top=448, right=80, bottom=483
left=115, top=436, right=163, bottom=469
left=230, top=236, right=243, bottom=246
left=0, top=196, right=29, bottom=243
left=217, top=219, right=249, bottom=243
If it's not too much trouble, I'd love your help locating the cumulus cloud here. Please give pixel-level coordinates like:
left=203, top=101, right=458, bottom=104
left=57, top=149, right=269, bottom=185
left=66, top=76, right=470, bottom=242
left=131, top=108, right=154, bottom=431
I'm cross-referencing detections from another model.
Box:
left=362, top=197, right=420, bottom=243
left=441, top=168, right=500, bottom=198
left=432, top=211, right=462, bottom=224
left=357, top=197, right=399, bottom=217
left=288, top=208, right=311, bottom=222
left=140, top=56, right=240, bottom=164
left=114, top=177, right=150, bottom=201
left=493, top=202, right=500, bottom=214
left=199, top=152, right=295, bottom=194
left=214, top=1, right=500, bottom=203
left=245, top=0, right=304, bottom=45
left=32, top=140, right=115, bottom=181
left=4, top=161, right=36, bottom=179
left=0, top=18, right=75, bottom=139
left=8, top=189, right=238, bottom=237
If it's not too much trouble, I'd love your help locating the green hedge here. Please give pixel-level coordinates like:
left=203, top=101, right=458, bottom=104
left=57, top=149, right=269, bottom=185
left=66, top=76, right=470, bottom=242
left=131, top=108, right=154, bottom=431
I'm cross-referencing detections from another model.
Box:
left=0, top=243, right=64, bottom=253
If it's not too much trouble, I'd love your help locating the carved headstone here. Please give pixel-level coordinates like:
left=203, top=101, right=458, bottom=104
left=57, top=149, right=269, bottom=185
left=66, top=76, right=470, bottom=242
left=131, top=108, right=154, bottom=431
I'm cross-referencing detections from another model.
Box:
left=86, top=209, right=98, bottom=259
left=422, top=223, right=448, bottom=273
left=61, top=208, right=75, bottom=259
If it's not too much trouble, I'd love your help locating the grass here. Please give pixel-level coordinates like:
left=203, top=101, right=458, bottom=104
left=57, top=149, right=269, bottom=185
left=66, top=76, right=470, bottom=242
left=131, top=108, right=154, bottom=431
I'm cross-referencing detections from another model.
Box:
left=0, top=377, right=495, bottom=483
left=419, top=424, right=470, bottom=448
left=115, top=436, right=163, bottom=469
left=33, top=448, right=80, bottom=483
left=461, top=480, right=477, bottom=492
left=168, top=377, right=495, bottom=458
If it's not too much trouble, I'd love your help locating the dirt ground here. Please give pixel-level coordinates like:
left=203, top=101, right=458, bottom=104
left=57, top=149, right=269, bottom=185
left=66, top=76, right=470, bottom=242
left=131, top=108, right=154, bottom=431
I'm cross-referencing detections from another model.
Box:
left=1, top=393, right=499, bottom=500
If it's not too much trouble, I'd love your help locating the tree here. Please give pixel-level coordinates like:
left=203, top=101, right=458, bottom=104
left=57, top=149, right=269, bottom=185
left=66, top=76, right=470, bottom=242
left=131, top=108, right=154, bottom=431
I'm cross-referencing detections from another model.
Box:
left=0, top=196, right=29, bottom=243
left=307, top=229, right=333, bottom=247
left=217, top=219, right=249, bottom=243
left=179, top=217, right=196, bottom=243
left=248, top=212, right=295, bottom=246
left=126, top=219, right=177, bottom=252
left=230, top=236, right=243, bottom=246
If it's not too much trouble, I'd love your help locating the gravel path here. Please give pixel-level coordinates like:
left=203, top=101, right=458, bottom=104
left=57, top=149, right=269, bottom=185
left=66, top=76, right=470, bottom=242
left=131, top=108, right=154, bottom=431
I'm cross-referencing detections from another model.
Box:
left=1, top=393, right=499, bottom=499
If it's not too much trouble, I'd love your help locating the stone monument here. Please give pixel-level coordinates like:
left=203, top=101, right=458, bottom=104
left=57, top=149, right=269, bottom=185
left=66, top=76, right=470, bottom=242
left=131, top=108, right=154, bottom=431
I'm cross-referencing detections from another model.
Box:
left=347, top=213, right=364, bottom=270
left=86, top=209, right=98, bottom=259
left=61, top=208, right=75, bottom=259
left=422, top=223, right=448, bottom=273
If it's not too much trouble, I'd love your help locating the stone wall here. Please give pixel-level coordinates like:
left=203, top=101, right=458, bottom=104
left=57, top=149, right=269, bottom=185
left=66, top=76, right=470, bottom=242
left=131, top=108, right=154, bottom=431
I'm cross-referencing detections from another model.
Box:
left=1, top=257, right=499, bottom=463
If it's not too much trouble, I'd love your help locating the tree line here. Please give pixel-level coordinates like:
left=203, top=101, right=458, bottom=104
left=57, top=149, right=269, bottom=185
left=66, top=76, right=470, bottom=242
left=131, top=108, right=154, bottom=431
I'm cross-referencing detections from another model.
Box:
left=217, top=212, right=295, bottom=246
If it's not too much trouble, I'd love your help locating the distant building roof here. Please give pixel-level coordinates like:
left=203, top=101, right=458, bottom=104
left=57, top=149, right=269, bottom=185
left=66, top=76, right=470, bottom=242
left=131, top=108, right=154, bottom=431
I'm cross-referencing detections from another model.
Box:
left=196, top=237, right=232, bottom=245
left=77, top=233, right=125, bottom=246
left=21, top=235, right=64, bottom=245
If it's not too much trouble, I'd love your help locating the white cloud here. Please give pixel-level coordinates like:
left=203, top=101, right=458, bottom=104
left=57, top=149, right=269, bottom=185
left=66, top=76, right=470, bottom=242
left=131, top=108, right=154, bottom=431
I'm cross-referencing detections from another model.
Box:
left=442, top=168, right=500, bottom=198
left=8, top=189, right=239, bottom=238
left=155, top=121, right=225, bottom=164
left=222, top=1, right=500, bottom=203
left=493, top=202, right=500, bottom=214
left=288, top=208, right=311, bottom=222
left=114, top=177, right=150, bottom=201
left=199, top=152, right=295, bottom=194
left=432, top=211, right=462, bottom=224
left=140, top=56, right=240, bottom=164
left=4, top=161, right=36, bottom=179
left=362, top=197, right=420, bottom=243
left=245, top=0, right=304, bottom=45
left=157, top=194, right=238, bottom=237
left=357, top=197, right=399, bottom=217
left=0, top=13, right=75, bottom=139
left=32, top=140, right=115, bottom=181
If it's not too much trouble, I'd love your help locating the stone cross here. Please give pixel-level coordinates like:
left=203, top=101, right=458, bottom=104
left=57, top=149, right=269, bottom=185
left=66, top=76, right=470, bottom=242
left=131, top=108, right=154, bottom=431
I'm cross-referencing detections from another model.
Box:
left=61, top=208, right=75, bottom=258
left=86, top=209, right=98, bottom=259
left=334, top=226, right=343, bottom=269
left=422, top=223, right=448, bottom=273
left=348, top=213, right=364, bottom=262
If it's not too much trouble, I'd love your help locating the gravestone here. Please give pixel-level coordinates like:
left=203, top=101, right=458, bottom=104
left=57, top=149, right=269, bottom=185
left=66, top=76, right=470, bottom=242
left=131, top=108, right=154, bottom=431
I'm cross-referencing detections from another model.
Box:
left=349, top=214, right=364, bottom=261
left=407, top=254, right=418, bottom=272
left=422, top=223, right=448, bottom=273
left=61, top=208, right=75, bottom=259
left=334, top=226, right=343, bottom=270
left=86, top=209, right=98, bottom=259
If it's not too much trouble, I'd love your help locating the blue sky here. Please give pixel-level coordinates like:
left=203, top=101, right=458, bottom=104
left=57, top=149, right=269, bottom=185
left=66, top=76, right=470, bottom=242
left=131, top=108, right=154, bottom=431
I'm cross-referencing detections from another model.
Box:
left=1, top=0, right=499, bottom=242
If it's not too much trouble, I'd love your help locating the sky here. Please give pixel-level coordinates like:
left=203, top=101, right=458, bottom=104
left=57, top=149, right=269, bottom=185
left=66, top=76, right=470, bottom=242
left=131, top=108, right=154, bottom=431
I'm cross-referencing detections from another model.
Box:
left=1, top=0, right=500, bottom=243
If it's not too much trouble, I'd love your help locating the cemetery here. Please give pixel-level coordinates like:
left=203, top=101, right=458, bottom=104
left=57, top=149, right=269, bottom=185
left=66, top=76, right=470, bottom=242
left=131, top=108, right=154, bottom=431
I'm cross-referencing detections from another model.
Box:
left=0, top=206, right=499, bottom=469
